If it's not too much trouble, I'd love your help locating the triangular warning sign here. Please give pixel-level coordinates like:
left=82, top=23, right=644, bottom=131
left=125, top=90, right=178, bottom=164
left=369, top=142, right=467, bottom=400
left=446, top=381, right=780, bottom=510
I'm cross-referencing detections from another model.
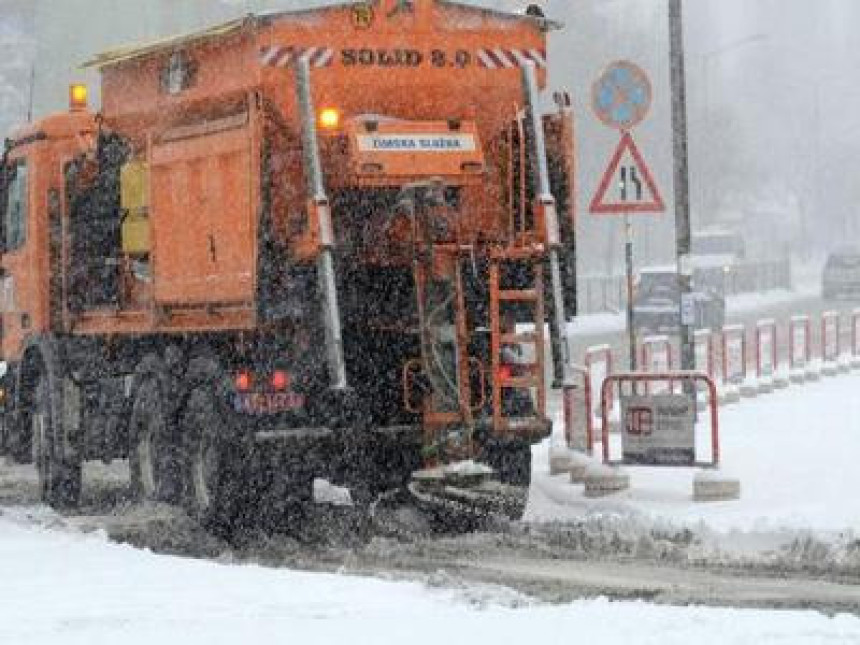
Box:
left=590, top=132, right=666, bottom=214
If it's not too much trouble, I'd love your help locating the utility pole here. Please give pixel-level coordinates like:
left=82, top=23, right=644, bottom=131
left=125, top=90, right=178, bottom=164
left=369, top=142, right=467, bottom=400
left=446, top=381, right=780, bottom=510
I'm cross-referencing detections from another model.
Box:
left=669, top=0, right=695, bottom=372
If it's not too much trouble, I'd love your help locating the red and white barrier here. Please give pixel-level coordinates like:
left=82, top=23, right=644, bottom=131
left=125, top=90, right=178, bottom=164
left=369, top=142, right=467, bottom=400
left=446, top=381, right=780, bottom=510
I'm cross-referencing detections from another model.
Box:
left=640, top=335, right=674, bottom=394
left=755, top=319, right=779, bottom=392
left=552, top=366, right=596, bottom=477
left=694, top=329, right=716, bottom=379
left=720, top=325, right=746, bottom=403
left=852, top=309, right=860, bottom=369
left=694, top=329, right=716, bottom=410
left=789, top=315, right=813, bottom=383
left=821, top=311, right=842, bottom=376
left=561, top=368, right=591, bottom=452
left=585, top=344, right=615, bottom=433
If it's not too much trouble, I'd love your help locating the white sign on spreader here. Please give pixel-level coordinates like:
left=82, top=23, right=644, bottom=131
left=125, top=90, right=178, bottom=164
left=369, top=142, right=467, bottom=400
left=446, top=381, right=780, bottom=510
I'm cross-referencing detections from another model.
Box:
left=357, top=133, right=476, bottom=153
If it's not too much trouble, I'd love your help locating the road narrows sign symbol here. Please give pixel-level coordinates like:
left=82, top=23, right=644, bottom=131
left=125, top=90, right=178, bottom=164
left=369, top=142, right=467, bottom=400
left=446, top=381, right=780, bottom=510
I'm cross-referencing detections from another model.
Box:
left=590, top=132, right=666, bottom=215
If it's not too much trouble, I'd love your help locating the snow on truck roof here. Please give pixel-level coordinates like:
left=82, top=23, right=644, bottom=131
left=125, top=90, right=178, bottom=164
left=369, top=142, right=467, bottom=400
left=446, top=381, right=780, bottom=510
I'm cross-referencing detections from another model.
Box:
left=82, top=2, right=559, bottom=70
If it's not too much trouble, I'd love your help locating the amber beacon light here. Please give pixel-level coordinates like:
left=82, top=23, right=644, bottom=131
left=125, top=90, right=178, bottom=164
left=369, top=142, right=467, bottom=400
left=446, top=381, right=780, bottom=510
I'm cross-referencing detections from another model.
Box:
left=319, top=107, right=340, bottom=129
left=69, top=84, right=88, bottom=111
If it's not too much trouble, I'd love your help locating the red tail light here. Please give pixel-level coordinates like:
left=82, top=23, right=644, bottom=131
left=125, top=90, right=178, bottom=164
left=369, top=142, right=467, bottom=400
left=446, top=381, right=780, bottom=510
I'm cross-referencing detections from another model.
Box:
left=271, top=370, right=290, bottom=391
left=498, top=364, right=514, bottom=381
left=235, top=371, right=252, bottom=392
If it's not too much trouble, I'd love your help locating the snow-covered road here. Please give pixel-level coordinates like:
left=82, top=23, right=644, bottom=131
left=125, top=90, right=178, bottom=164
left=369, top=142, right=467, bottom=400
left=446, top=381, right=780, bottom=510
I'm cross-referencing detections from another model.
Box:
left=0, top=510, right=858, bottom=645
left=3, top=314, right=860, bottom=641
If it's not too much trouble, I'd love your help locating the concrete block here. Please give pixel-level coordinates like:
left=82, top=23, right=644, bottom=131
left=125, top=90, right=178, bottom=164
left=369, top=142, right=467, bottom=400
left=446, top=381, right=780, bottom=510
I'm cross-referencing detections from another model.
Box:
left=568, top=451, right=595, bottom=484
left=821, top=362, right=839, bottom=377
left=693, top=469, right=741, bottom=502
left=739, top=382, right=759, bottom=398
left=548, top=445, right=574, bottom=476
left=756, top=378, right=774, bottom=394
left=718, top=385, right=741, bottom=405
left=583, top=463, right=630, bottom=497
left=789, top=369, right=806, bottom=384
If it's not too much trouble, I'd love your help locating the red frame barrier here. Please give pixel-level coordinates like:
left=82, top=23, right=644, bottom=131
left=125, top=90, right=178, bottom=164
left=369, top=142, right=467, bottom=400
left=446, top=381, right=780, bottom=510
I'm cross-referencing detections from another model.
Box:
left=721, top=324, right=747, bottom=385
left=600, top=371, right=720, bottom=467
left=821, top=311, right=841, bottom=363
left=755, top=319, right=778, bottom=379
left=789, top=315, right=812, bottom=370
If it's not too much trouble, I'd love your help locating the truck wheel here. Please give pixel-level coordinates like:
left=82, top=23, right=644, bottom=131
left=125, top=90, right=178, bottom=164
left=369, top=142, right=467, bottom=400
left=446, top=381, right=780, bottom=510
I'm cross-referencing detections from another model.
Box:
left=181, top=358, right=239, bottom=533
left=476, top=438, right=531, bottom=522
left=496, top=441, right=533, bottom=489
left=28, top=370, right=81, bottom=508
left=478, top=438, right=532, bottom=488
left=128, top=366, right=182, bottom=504
left=7, top=416, right=33, bottom=464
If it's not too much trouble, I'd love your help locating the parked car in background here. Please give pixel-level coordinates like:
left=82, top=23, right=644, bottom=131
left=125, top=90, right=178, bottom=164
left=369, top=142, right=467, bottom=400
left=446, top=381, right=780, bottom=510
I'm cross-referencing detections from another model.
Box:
left=822, top=248, right=860, bottom=300
left=692, top=229, right=746, bottom=265
left=691, top=229, right=746, bottom=287
left=633, top=266, right=726, bottom=336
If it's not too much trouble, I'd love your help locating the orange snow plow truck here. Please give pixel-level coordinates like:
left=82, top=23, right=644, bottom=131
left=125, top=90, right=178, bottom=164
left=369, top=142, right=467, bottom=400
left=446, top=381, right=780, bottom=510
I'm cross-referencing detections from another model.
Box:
left=0, top=1, right=575, bottom=531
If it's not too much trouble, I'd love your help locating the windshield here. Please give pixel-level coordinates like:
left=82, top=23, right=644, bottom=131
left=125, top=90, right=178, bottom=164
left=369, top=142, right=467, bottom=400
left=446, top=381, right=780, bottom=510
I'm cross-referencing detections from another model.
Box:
left=2, top=160, right=27, bottom=252
left=638, top=272, right=678, bottom=298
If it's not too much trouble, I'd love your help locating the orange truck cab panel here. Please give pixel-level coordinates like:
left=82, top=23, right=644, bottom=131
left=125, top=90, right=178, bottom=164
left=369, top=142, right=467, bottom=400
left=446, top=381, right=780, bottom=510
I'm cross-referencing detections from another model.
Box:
left=0, top=112, right=98, bottom=361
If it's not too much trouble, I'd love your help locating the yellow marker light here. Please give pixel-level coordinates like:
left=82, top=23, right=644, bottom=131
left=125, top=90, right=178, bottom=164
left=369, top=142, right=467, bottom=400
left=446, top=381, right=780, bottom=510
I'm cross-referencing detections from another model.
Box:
left=319, top=107, right=340, bottom=129
left=69, top=84, right=88, bottom=111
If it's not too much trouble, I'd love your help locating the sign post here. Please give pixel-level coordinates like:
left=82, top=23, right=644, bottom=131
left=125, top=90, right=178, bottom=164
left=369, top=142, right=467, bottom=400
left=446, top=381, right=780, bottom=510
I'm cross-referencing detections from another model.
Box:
left=590, top=61, right=665, bottom=370
left=668, top=0, right=695, bottom=377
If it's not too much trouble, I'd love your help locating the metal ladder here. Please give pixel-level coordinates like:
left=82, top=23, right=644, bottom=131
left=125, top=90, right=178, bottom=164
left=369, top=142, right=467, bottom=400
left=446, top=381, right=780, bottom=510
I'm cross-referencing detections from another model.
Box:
left=489, top=246, right=547, bottom=433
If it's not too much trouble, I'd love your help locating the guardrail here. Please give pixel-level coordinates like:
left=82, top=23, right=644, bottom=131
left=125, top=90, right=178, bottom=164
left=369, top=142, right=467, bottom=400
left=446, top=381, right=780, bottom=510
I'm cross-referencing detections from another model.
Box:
left=559, top=308, right=859, bottom=455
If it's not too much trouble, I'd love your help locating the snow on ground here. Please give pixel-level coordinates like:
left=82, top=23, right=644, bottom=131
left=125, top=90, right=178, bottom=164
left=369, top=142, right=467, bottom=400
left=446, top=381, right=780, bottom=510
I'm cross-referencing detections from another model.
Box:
left=0, top=510, right=857, bottom=645
left=532, top=368, right=860, bottom=537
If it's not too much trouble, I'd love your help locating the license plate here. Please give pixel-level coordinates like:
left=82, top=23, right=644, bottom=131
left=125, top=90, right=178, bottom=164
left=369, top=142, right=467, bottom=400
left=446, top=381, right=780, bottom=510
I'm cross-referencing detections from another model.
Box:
left=234, top=392, right=306, bottom=415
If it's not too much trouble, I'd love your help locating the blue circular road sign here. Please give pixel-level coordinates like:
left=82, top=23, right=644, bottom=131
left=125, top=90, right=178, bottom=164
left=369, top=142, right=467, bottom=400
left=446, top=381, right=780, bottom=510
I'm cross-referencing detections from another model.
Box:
left=591, top=60, right=653, bottom=131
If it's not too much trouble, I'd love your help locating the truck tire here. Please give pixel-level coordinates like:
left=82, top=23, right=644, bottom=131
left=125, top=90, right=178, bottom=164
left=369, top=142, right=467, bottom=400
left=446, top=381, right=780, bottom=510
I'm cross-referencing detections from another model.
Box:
left=180, top=358, right=240, bottom=533
left=490, top=440, right=533, bottom=489
left=128, top=358, right=182, bottom=504
left=7, top=415, right=33, bottom=464
left=475, top=438, right=531, bottom=523
left=27, top=369, right=82, bottom=508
